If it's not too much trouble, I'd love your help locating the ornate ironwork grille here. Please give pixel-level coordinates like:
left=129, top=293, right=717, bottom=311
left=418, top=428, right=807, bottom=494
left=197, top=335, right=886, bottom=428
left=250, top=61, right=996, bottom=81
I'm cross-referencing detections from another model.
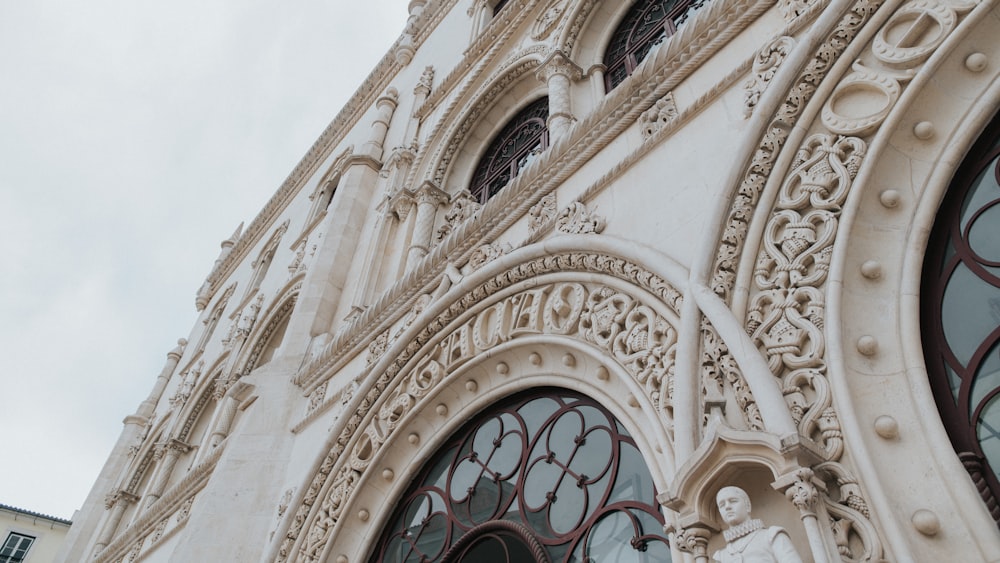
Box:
left=371, top=390, right=672, bottom=562
left=603, top=0, right=698, bottom=92
left=922, top=110, right=1000, bottom=525
left=469, top=97, right=549, bottom=205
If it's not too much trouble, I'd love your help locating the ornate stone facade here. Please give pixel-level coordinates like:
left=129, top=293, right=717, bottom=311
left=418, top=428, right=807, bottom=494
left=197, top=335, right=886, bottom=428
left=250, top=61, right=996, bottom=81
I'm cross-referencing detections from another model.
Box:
left=59, top=0, right=1000, bottom=562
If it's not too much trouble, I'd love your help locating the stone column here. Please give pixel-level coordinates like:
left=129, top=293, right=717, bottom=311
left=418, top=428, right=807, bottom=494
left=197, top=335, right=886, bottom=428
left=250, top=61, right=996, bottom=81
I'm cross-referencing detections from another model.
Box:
left=209, top=396, right=240, bottom=448
left=406, top=182, right=450, bottom=270
left=143, top=439, right=192, bottom=509
left=361, top=89, right=399, bottom=160
left=778, top=468, right=834, bottom=563
left=536, top=51, right=583, bottom=140
left=673, top=525, right=713, bottom=563
left=94, top=490, right=139, bottom=554
left=136, top=339, right=186, bottom=419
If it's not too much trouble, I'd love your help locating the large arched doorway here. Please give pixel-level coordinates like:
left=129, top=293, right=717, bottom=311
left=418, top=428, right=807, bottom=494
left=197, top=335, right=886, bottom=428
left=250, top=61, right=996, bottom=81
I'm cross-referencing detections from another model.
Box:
left=371, top=389, right=672, bottom=562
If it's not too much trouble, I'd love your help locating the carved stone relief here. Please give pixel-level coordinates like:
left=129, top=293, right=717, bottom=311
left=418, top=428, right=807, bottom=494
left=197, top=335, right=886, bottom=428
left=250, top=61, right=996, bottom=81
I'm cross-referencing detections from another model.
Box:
left=528, top=193, right=556, bottom=235
left=556, top=202, right=606, bottom=234
left=466, top=241, right=512, bottom=271
left=435, top=191, right=482, bottom=242
left=278, top=253, right=683, bottom=562
left=744, top=36, right=795, bottom=118
left=639, top=92, right=679, bottom=139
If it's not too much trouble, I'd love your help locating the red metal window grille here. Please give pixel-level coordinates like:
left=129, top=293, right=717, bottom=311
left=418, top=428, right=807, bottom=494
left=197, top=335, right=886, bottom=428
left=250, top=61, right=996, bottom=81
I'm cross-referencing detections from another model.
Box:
left=603, top=0, right=700, bottom=92
left=469, top=97, right=549, bottom=205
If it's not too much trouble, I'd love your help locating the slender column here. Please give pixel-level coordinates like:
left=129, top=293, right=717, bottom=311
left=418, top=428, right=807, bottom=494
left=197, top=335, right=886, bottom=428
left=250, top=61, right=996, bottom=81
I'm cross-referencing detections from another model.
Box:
left=589, top=64, right=608, bottom=100
left=407, top=66, right=434, bottom=148
left=135, top=339, right=186, bottom=419
left=778, top=469, right=834, bottom=563
left=209, top=396, right=240, bottom=448
left=143, top=439, right=191, bottom=509
left=94, top=490, right=139, bottom=553
left=406, top=182, right=450, bottom=269
left=536, top=51, right=583, bottom=140
left=361, top=89, right=399, bottom=160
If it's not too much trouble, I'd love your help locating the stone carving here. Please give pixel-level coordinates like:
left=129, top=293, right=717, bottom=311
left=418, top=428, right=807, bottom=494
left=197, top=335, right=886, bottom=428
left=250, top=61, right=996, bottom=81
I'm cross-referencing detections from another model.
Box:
left=556, top=202, right=606, bottom=234
left=744, top=37, right=795, bottom=118
left=307, top=382, right=327, bottom=415
left=466, top=241, right=512, bottom=271
left=778, top=0, right=815, bottom=22
left=701, top=320, right=763, bottom=431
left=169, top=361, right=203, bottom=409
left=528, top=193, right=556, bottom=235
left=288, top=242, right=307, bottom=274
left=710, top=0, right=883, bottom=302
left=714, top=486, right=802, bottom=563
left=435, top=191, right=482, bottom=242
left=531, top=0, right=569, bottom=40
left=237, top=294, right=265, bottom=339
left=150, top=519, right=168, bottom=544
left=281, top=254, right=682, bottom=562
left=639, top=92, right=679, bottom=139
left=176, top=497, right=194, bottom=523
left=365, top=330, right=389, bottom=367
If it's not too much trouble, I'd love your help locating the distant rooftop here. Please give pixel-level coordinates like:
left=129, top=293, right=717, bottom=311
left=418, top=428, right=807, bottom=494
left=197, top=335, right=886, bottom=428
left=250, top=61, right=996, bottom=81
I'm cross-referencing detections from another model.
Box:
left=0, top=503, right=72, bottom=527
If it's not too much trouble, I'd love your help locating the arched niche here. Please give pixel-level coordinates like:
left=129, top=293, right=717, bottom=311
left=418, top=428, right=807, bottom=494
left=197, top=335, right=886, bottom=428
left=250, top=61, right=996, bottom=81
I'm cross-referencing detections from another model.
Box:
left=235, top=279, right=301, bottom=378
left=420, top=54, right=546, bottom=194
left=276, top=239, right=691, bottom=563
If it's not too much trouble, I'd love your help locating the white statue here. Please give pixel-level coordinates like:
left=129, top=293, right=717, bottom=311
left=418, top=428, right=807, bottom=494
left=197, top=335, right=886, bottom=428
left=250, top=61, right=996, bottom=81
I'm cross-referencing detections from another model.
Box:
left=713, top=486, right=803, bottom=563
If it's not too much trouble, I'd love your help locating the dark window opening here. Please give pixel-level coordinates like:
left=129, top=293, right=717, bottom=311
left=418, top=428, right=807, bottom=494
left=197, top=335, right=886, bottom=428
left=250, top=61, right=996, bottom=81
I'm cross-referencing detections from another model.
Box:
left=371, top=389, right=672, bottom=562
left=469, top=97, right=549, bottom=205
left=603, top=0, right=698, bottom=91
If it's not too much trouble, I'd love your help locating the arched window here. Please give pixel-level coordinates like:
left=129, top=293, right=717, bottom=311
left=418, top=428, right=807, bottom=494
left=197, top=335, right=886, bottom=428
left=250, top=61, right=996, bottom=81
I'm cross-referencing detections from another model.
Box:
left=371, top=389, right=672, bottom=562
left=603, top=0, right=697, bottom=91
left=922, top=110, right=1000, bottom=525
left=469, top=97, right=549, bottom=205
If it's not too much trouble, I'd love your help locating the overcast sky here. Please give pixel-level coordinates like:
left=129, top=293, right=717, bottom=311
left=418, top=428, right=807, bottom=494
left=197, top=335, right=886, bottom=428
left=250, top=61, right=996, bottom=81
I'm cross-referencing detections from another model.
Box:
left=0, top=1, right=408, bottom=521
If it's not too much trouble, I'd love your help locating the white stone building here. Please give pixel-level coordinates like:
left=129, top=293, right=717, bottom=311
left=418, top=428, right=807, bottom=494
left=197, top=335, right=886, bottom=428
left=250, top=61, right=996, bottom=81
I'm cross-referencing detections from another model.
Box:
left=58, top=0, right=1000, bottom=561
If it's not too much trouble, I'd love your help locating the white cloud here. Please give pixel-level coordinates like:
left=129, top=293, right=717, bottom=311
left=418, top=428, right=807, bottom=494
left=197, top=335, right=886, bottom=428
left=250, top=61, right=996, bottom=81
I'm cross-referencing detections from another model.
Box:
left=0, top=0, right=408, bottom=520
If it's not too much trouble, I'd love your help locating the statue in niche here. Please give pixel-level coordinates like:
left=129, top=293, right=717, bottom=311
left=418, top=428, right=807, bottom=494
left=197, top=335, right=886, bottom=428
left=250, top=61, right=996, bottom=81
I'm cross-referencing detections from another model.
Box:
left=713, top=486, right=803, bottom=563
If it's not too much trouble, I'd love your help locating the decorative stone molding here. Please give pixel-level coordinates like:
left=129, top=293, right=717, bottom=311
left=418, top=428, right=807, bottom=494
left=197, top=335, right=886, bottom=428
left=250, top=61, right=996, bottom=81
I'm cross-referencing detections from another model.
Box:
left=528, top=193, right=556, bottom=236
left=279, top=251, right=683, bottom=562
left=435, top=191, right=481, bottom=242
left=365, top=330, right=390, bottom=367
left=466, top=241, right=512, bottom=271
left=639, top=92, right=679, bottom=139
left=743, top=36, right=794, bottom=118
left=778, top=0, right=816, bottom=22
left=556, top=202, right=606, bottom=234
left=531, top=0, right=570, bottom=40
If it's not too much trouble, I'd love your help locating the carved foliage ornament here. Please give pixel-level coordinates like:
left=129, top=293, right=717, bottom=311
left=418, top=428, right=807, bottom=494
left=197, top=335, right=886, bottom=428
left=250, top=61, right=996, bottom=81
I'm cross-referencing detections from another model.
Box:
left=744, top=36, right=795, bottom=118
left=639, top=92, right=679, bottom=139
left=278, top=253, right=682, bottom=562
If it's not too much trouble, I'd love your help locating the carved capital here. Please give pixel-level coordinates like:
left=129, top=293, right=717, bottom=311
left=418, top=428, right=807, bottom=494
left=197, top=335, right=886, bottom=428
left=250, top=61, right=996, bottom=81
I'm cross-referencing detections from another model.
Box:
left=535, top=50, right=583, bottom=83
left=673, top=525, right=712, bottom=556
left=782, top=468, right=820, bottom=515
left=414, top=182, right=449, bottom=207
left=414, top=66, right=434, bottom=96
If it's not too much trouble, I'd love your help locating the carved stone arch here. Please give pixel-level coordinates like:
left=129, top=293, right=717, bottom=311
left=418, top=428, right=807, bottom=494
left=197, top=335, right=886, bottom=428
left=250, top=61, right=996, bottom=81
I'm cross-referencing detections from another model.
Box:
left=303, top=146, right=353, bottom=233
left=276, top=238, right=691, bottom=563
left=568, top=0, right=641, bottom=74
left=701, top=0, right=1000, bottom=559
left=296, top=342, right=676, bottom=563
left=826, top=9, right=1000, bottom=558
left=235, top=279, right=302, bottom=378
left=419, top=53, right=546, bottom=191
left=172, top=353, right=229, bottom=445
